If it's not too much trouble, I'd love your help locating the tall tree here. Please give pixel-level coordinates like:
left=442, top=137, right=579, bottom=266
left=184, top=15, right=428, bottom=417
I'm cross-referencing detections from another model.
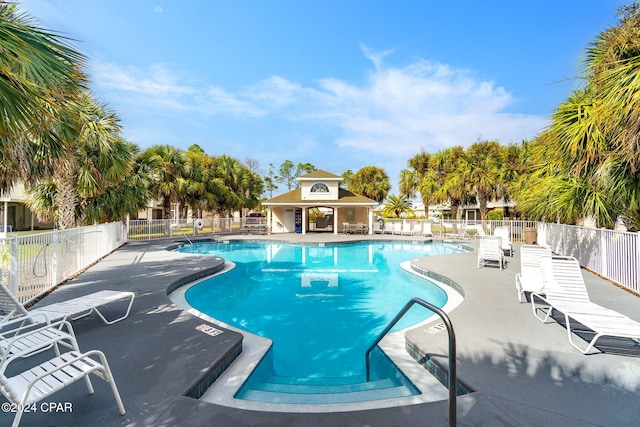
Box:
left=516, top=4, right=640, bottom=228
left=0, top=3, right=86, bottom=192
left=460, top=140, right=502, bottom=220
left=276, top=160, right=315, bottom=191
left=431, top=146, right=468, bottom=219
left=263, top=163, right=279, bottom=199
left=277, top=160, right=296, bottom=191
left=348, top=166, right=390, bottom=203
left=25, top=91, right=130, bottom=229
left=142, top=145, right=189, bottom=220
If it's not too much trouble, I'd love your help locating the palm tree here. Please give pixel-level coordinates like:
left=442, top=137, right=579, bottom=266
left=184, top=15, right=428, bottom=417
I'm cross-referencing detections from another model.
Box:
left=460, top=140, right=502, bottom=220
left=142, top=145, right=189, bottom=220
left=516, top=5, right=640, bottom=229
left=382, top=194, right=415, bottom=218
left=431, top=146, right=468, bottom=219
left=83, top=143, right=152, bottom=223
left=403, top=151, right=442, bottom=217
left=25, top=91, right=131, bottom=229
left=398, top=168, right=418, bottom=200
left=0, top=3, right=85, bottom=191
left=348, top=166, right=390, bottom=203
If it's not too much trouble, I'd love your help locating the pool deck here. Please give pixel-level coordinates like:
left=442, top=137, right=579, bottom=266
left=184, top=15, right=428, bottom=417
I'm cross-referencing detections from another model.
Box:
left=2, top=233, right=639, bottom=426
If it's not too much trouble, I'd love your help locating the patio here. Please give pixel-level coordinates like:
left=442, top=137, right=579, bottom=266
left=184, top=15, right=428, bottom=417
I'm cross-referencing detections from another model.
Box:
left=1, top=235, right=639, bottom=426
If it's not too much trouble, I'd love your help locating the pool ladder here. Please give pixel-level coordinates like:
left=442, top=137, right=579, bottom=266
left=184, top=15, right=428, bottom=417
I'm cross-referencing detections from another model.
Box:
left=365, top=297, right=457, bottom=427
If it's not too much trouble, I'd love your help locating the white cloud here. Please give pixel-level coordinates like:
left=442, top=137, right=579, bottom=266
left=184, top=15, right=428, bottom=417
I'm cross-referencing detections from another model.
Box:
left=90, top=51, right=548, bottom=165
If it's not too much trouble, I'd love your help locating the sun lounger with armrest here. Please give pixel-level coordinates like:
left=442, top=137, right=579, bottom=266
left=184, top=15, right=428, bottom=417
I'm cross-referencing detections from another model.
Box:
left=531, top=257, right=640, bottom=354
left=493, top=226, right=514, bottom=256
left=0, top=320, right=125, bottom=426
left=477, top=236, right=505, bottom=270
left=0, top=285, right=134, bottom=326
left=515, top=245, right=552, bottom=302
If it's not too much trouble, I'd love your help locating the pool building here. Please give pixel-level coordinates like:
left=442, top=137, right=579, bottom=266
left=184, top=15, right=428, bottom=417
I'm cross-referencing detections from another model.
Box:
left=262, top=170, right=378, bottom=234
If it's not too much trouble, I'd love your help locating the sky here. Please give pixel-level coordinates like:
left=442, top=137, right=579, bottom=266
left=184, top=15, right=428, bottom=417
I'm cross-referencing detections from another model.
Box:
left=19, top=0, right=630, bottom=195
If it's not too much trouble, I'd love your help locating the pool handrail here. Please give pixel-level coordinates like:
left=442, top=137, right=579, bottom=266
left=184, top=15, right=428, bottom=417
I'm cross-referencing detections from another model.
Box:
left=364, top=297, right=457, bottom=427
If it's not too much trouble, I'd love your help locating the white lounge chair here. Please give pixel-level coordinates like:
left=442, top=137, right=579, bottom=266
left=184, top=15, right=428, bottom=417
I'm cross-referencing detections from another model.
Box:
left=493, top=226, right=514, bottom=256
left=422, top=222, right=433, bottom=237
left=381, top=221, right=391, bottom=234
left=0, top=321, right=125, bottom=426
left=0, top=315, right=77, bottom=362
left=0, top=285, right=135, bottom=326
left=477, top=236, right=505, bottom=270
left=401, top=221, right=412, bottom=235
left=473, top=225, right=487, bottom=239
left=392, top=222, right=402, bottom=235
left=531, top=257, right=640, bottom=354
left=515, top=245, right=552, bottom=302
left=411, top=222, right=422, bottom=236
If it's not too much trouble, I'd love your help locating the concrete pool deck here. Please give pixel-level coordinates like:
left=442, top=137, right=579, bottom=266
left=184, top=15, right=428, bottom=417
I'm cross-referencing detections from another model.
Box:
left=1, top=233, right=639, bottom=426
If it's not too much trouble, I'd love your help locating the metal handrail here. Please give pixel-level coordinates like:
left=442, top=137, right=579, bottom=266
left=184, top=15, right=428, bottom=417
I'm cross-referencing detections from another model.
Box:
left=365, top=297, right=457, bottom=427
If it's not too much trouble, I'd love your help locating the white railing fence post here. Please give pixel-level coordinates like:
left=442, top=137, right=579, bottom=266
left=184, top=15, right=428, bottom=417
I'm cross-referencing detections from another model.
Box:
left=8, top=235, right=18, bottom=296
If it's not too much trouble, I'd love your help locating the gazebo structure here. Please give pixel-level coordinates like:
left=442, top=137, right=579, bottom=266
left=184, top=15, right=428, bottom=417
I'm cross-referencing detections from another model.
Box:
left=262, top=170, right=378, bottom=235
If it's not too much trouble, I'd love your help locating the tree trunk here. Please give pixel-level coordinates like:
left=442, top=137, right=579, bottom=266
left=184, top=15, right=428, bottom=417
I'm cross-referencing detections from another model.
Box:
left=163, top=197, right=172, bottom=220
left=54, top=166, right=77, bottom=230
left=478, top=190, right=489, bottom=220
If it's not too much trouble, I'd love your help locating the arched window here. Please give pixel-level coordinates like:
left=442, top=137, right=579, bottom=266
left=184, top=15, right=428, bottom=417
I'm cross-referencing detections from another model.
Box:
left=310, top=183, right=329, bottom=193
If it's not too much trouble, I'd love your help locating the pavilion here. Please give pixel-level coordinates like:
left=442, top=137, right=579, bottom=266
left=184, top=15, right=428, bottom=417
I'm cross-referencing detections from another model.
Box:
left=262, top=170, right=378, bottom=235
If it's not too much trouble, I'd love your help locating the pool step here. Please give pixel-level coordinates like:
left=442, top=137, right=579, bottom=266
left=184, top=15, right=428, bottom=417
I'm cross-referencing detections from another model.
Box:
left=253, top=378, right=396, bottom=394
left=241, top=382, right=415, bottom=404
left=260, top=373, right=368, bottom=386
left=238, top=372, right=418, bottom=404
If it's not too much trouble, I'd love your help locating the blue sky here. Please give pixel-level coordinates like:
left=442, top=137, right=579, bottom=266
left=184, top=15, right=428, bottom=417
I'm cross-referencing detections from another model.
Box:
left=20, top=0, right=629, bottom=194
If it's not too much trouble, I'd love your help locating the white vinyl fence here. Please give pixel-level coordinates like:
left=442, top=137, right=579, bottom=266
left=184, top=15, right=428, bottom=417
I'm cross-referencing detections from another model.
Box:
left=0, top=222, right=126, bottom=304
left=126, top=216, right=271, bottom=241
left=1, top=218, right=638, bottom=306
left=537, top=222, right=639, bottom=294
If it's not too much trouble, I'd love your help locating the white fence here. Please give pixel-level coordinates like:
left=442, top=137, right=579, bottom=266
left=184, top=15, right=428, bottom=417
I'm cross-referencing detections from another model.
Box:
left=537, top=222, right=639, bottom=294
left=0, top=222, right=126, bottom=304
left=381, top=219, right=537, bottom=242
left=126, top=217, right=270, bottom=240
left=1, top=219, right=638, bottom=305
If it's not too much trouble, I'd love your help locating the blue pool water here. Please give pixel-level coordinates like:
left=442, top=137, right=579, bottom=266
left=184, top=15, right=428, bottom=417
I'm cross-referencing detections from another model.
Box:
left=179, top=241, right=461, bottom=384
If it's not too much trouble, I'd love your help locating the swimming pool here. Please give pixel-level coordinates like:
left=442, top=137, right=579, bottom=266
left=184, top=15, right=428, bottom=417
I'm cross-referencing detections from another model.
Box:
left=178, top=240, right=463, bottom=403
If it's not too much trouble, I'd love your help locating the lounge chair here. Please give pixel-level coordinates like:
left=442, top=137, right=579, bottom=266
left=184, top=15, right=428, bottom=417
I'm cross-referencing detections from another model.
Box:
left=456, top=223, right=469, bottom=239
left=477, top=236, right=505, bottom=270
left=473, top=225, right=487, bottom=239
left=493, top=226, right=514, bottom=256
left=401, top=221, right=412, bottom=235
left=392, top=222, right=402, bottom=235
left=383, top=222, right=394, bottom=234
left=515, top=245, right=552, bottom=302
left=531, top=257, right=640, bottom=354
left=0, top=285, right=135, bottom=326
left=422, top=222, right=433, bottom=237
left=0, top=321, right=125, bottom=426
left=1, top=315, right=77, bottom=362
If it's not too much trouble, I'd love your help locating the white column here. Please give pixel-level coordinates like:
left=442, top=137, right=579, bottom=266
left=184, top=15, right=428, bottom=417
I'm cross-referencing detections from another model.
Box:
left=333, top=206, right=339, bottom=235
left=368, top=208, right=373, bottom=235
left=302, top=207, right=307, bottom=234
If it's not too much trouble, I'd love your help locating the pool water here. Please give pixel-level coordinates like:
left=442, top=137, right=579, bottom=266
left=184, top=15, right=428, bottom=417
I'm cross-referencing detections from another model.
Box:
left=180, top=241, right=460, bottom=383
